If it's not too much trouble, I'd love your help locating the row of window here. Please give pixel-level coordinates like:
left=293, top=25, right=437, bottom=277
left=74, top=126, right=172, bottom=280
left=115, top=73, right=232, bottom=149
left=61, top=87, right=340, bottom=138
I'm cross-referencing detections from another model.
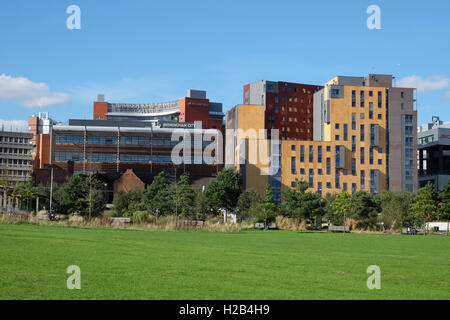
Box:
left=0, top=169, right=30, bottom=177
left=291, top=169, right=379, bottom=193
left=352, top=90, right=383, bottom=108
left=291, top=163, right=382, bottom=176
left=0, top=148, right=31, bottom=155
left=55, top=135, right=189, bottom=146
left=54, top=153, right=213, bottom=164
left=0, top=137, right=30, bottom=144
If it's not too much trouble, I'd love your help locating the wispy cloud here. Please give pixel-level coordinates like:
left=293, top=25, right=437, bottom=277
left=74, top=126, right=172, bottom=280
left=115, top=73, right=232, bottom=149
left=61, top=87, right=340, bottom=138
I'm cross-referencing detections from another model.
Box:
left=0, top=74, right=70, bottom=108
left=0, top=119, right=28, bottom=132
left=397, top=75, right=450, bottom=92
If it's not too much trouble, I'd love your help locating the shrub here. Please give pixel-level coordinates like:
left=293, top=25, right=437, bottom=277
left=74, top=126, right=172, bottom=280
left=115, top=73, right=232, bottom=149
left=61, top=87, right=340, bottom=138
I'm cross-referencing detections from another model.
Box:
left=132, top=211, right=149, bottom=224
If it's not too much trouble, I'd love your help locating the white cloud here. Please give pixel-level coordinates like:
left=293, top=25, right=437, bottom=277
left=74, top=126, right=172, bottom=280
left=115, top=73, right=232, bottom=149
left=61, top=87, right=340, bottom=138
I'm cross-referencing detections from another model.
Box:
left=0, top=74, right=69, bottom=107
left=0, top=119, right=28, bottom=132
left=397, top=75, right=450, bottom=92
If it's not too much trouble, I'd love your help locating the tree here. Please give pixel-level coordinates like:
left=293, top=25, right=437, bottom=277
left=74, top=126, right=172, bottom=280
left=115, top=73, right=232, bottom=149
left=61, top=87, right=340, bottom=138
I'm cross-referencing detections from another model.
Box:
left=379, top=191, right=414, bottom=230
left=237, top=188, right=262, bottom=222
left=410, top=182, right=439, bottom=235
left=143, top=171, right=173, bottom=218
left=55, top=174, right=88, bottom=215
left=282, top=179, right=324, bottom=229
left=351, top=191, right=381, bottom=230
left=173, top=175, right=195, bottom=219
left=193, top=189, right=209, bottom=220
left=263, top=184, right=278, bottom=227
left=113, top=190, right=129, bottom=217
left=204, top=167, right=241, bottom=215
left=439, top=179, right=450, bottom=236
left=330, top=191, right=352, bottom=230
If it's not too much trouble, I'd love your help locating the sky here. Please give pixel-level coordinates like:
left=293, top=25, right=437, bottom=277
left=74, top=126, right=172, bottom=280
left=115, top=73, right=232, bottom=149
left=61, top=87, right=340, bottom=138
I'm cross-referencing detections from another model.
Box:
left=1, top=0, right=450, bottom=131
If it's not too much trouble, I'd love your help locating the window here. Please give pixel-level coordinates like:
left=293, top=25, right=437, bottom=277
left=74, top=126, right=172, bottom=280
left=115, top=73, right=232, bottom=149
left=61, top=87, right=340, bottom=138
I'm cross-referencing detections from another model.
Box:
left=377, top=91, right=382, bottom=108
left=405, top=148, right=413, bottom=158
left=291, top=181, right=296, bottom=188
left=335, top=135, right=340, bottom=141
left=309, top=169, right=314, bottom=188
left=88, top=136, right=117, bottom=145
left=300, top=168, right=305, bottom=175
left=360, top=125, right=365, bottom=141
left=405, top=170, right=413, bottom=181
left=88, top=153, right=117, bottom=162
left=406, top=184, right=413, bottom=192
left=309, top=146, right=313, bottom=162
left=300, top=146, right=305, bottom=162
left=360, top=113, right=365, bottom=119
left=268, top=115, right=275, bottom=121
left=343, top=124, right=348, bottom=141
left=326, top=158, right=331, bottom=175
left=352, top=136, right=356, bottom=153
left=352, top=158, right=356, bottom=175
left=318, top=182, right=322, bottom=195
left=352, top=113, right=356, bottom=130
left=55, top=135, right=84, bottom=144
left=405, top=114, right=413, bottom=123
left=378, top=114, right=382, bottom=120
left=360, top=170, right=365, bottom=189
left=120, top=136, right=150, bottom=146
left=335, top=146, right=342, bottom=168
left=151, top=155, right=172, bottom=164
left=326, top=146, right=331, bottom=152
left=291, top=145, right=296, bottom=151
left=335, top=169, right=340, bottom=189
left=318, top=146, right=322, bottom=163
left=343, top=183, right=348, bottom=191
left=369, top=102, right=373, bottom=119
left=291, top=157, right=296, bottom=174
left=352, top=90, right=356, bottom=107
left=405, top=126, right=413, bottom=135
left=352, top=183, right=357, bottom=194
left=335, top=123, right=340, bottom=129
left=360, top=91, right=365, bottom=107
left=55, top=152, right=84, bottom=162
left=378, top=148, right=382, bottom=153
left=401, top=103, right=404, bottom=110
left=360, top=147, right=365, bottom=164
left=318, top=168, right=323, bottom=175
left=152, top=137, right=181, bottom=146
left=378, top=159, right=382, bottom=165
left=401, top=91, right=404, bottom=99
left=370, top=148, right=374, bottom=165
left=405, top=137, right=413, bottom=147
left=369, top=91, right=373, bottom=97
left=327, top=182, right=332, bottom=189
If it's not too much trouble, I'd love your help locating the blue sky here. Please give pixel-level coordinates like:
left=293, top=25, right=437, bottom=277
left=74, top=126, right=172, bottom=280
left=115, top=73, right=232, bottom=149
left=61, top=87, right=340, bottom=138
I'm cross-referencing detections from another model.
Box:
left=1, top=0, right=450, bottom=130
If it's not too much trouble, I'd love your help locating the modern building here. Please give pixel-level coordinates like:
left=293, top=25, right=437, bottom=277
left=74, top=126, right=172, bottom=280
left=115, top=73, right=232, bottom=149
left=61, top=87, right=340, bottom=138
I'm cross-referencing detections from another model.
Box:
left=50, top=120, right=221, bottom=176
left=93, top=90, right=224, bottom=131
left=242, top=81, right=322, bottom=140
left=0, top=131, right=33, bottom=185
left=227, top=74, right=418, bottom=200
left=29, top=112, right=59, bottom=169
left=418, top=116, right=450, bottom=189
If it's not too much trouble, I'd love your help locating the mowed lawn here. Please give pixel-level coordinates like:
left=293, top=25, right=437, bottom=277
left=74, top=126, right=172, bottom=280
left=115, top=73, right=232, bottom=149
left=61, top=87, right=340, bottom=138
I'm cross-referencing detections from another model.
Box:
left=0, top=223, right=449, bottom=300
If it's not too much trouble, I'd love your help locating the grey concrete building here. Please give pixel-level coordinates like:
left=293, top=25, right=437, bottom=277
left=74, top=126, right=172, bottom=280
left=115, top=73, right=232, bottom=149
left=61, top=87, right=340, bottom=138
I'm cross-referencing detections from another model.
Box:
left=418, top=117, right=450, bottom=189
left=0, top=131, right=33, bottom=185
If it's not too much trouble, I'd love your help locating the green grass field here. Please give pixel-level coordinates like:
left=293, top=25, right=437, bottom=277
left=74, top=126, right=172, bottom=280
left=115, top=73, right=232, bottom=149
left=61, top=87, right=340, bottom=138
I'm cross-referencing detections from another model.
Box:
left=0, top=223, right=449, bottom=300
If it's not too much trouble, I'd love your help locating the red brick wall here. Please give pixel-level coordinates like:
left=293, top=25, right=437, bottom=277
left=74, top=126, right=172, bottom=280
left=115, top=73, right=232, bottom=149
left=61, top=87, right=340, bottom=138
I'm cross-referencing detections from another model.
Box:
left=93, top=102, right=108, bottom=120
left=113, top=169, right=145, bottom=194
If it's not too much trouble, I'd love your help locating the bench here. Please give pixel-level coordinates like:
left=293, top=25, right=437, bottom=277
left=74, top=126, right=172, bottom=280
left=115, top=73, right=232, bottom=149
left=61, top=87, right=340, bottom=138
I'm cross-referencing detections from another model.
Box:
left=254, top=223, right=277, bottom=230
left=329, top=225, right=350, bottom=232
left=111, top=217, right=131, bottom=223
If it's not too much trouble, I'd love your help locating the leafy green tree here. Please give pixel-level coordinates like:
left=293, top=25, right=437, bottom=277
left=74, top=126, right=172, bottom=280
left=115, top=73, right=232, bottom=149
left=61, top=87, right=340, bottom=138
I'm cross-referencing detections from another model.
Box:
left=237, top=188, right=262, bottom=222
left=173, top=175, right=195, bottom=219
left=282, top=179, right=324, bottom=229
left=204, top=167, right=241, bottom=215
left=55, top=174, right=88, bottom=215
left=439, top=179, right=450, bottom=236
left=113, top=190, right=129, bottom=217
left=330, top=191, right=352, bottom=229
left=263, top=184, right=278, bottom=225
left=143, top=171, right=173, bottom=217
left=351, top=191, right=381, bottom=230
left=193, top=189, right=210, bottom=220
left=87, top=188, right=106, bottom=217
left=379, top=191, right=414, bottom=230
left=410, top=182, right=439, bottom=235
